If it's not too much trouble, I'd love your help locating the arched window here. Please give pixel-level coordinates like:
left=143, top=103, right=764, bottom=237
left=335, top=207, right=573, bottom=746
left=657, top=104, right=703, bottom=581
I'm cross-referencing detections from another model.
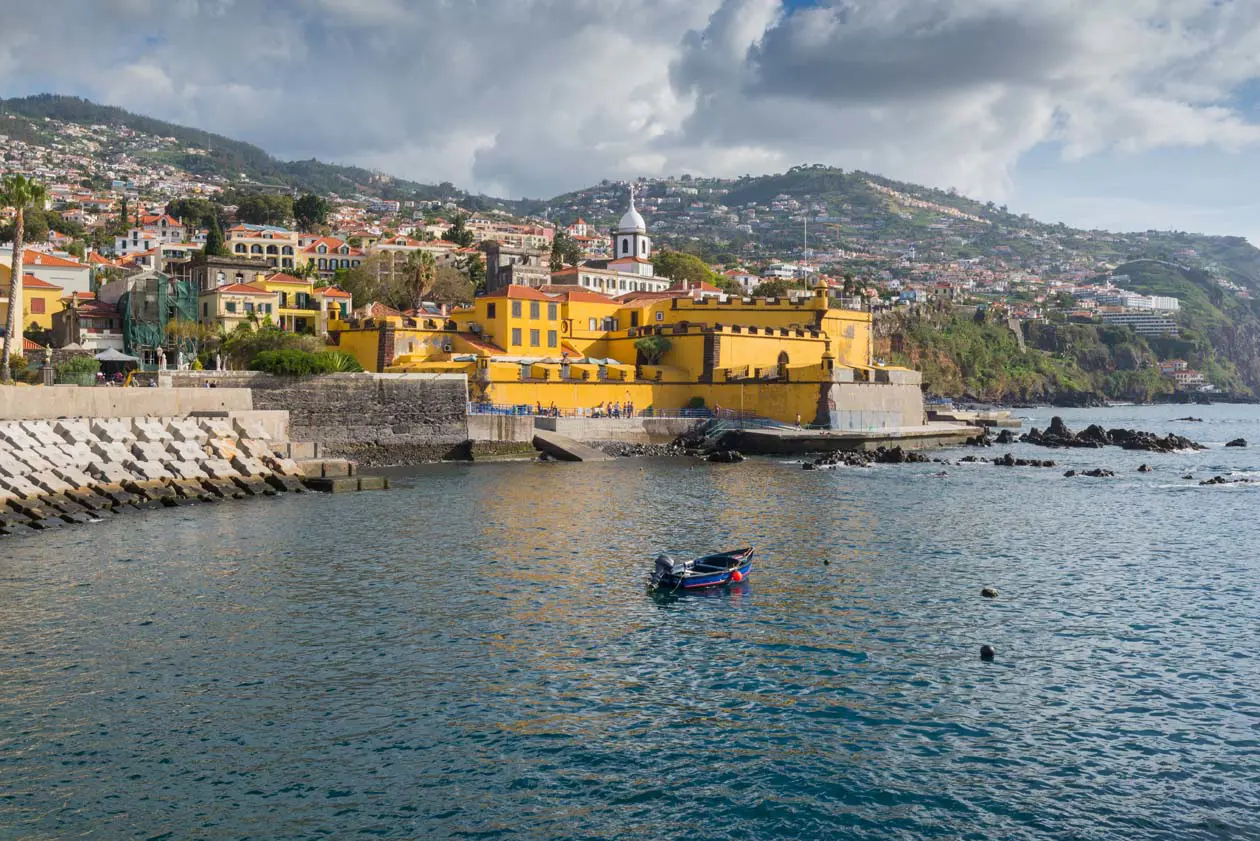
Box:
left=215, top=271, right=225, bottom=285
left=640, top=240, right=646, bottom=255
left=282, top=246, right=293, bottom=255
left=318, top=258, right=327, bottom=270
left=234, top=244, right=246, bottom=254
left=250, top=244, right=263, bottom=254
left=621, top=239, right=629, bottom=255
left=317, top=245, right=327, bottom=254
left=266, top=245, right=278, bottom=255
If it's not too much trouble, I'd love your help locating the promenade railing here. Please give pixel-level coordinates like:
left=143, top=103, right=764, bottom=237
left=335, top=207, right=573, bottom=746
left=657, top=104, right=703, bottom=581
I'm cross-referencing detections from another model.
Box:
left=467, top=402, right=789, bottom=429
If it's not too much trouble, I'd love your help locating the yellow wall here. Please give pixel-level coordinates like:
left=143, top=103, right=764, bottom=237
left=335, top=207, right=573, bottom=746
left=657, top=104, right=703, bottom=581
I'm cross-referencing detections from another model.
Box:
left=0, top=268, right=64, bottom=331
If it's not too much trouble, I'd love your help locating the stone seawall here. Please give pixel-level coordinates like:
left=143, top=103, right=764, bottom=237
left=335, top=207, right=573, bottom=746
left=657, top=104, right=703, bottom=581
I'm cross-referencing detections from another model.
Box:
left=166, top=372, right=470, bottom=466
left=0, top=415, right=306, bottom=537
left=0, top=384, right=254, bottom=420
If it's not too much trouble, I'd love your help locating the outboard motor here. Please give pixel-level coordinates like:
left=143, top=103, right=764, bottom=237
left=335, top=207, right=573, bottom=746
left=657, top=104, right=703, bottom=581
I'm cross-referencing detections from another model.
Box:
left=649, top=554, right=692, bottom=589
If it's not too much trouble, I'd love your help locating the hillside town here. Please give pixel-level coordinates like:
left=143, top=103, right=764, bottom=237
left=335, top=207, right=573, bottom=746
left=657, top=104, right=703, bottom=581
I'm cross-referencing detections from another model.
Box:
left=0, top=112, right=1247, bottom=396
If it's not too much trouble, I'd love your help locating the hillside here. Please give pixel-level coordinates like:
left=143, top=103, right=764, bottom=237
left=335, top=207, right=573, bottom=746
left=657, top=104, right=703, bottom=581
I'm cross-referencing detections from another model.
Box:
left=0, top=94, right=494, bottom=205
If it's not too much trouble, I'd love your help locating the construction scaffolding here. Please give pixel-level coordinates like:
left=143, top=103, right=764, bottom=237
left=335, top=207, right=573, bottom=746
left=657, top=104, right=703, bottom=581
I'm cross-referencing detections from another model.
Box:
left=119, top=273, right=199, bottom=367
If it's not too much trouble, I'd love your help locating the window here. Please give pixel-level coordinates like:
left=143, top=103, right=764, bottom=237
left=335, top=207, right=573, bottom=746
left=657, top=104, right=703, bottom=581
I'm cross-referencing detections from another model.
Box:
left=619, top=280, right=626, bottom=291
left=317, top=245, right=327, bottom=254
left=282, top=246, right=293, bottom=255
left=511, top=301, right=522, bottom=318
left=630, top=312, right=639, bottom=327
left=547, top=330, right=558, bottom=348
left=548, top=302, right=558, bottom=320
left=530, top=301, right=540, bottom=319
left=30, top=298, right=45, bottom=314
left=640, top=240, right=646, bottom=255
left=282, top=258, right=293, bottom=268
left=202, top=302, right=208, bottom=317
left=318, top=258, right=327, bottom=270
left=487, top=303, right=496, bottom=318
left=216, top=271, right=225, bottom=285
left=234, top=244, right=246, bottom=254
left=226, top=302, right=237, bottom=313
left=244, top=302, right=255, bottom=313
left=262, top=304, right=272, bottom=314
left=589, top=318, right=598, bottom=331
left=251, top=244, right=262, bottom=253
left=622, top=239, right=629, bottom=255
left=655, top=311, right=664, bottom=322
left=511, top=327, right=522, bottom=346
left=266, top=245, right=278, bottom=255
left=279, top=292, right=288, bottom=308
left=530, top=329, right=540, bottom=347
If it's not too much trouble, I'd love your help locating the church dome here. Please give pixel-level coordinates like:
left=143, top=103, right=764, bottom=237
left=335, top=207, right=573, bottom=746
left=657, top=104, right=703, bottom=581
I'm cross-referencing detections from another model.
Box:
left=617, top=186, right=646, bottom=232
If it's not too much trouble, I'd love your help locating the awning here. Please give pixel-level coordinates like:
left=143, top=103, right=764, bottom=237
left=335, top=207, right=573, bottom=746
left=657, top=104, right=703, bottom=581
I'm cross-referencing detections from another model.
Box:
left=94, top=348, right=140, bottom=362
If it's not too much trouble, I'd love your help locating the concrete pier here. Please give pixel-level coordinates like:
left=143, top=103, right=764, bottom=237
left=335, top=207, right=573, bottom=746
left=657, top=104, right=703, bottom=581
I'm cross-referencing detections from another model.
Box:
left=729, top=423, right=983, bottom=455
left=531, top=430, right=616, bottom=462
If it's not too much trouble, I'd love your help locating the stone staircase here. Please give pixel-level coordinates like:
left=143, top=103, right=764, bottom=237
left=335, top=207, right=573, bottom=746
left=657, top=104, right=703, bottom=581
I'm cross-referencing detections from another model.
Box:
left=0, top=416, right=313, bottom=535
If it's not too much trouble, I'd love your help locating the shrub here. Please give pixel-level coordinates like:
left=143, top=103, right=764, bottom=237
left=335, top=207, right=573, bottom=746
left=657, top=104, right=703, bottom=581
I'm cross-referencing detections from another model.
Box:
left=56, top=355, right=100, bottom=376
left=249, top=349, right=328, bottom=377
left=634, top=335, right=671, bottom=365
left=222, top=326, right=320, bottom=368
left=686, top=395, right=706, bottom=410
left=314, top=350, right=363, bottom=372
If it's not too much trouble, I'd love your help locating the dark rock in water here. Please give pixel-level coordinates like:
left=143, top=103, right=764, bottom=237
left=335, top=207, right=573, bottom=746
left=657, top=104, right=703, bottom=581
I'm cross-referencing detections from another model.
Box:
left=1082, top=468, right=1115, bottom=478
left=1200, top=475, right=1256, bottom=486
left=1226, top=438, right=1248, bottom=448
left=1138, top=464, right=1152, bottom=473
left=966, top=430, right=993, bottom=447
left=803, top=446, right=928, bottom=470
left=707, top=450, right=745, bottom=463
left=1174, top=416, right=1204, bottom=422
left=1048, top=416, right=1074, bottom=439
left=992, top=452, right=1056, bottom=468
left=981, top=587, right=998, bottom=599
left=959, top=455, right=988, bottom=464
left=1023, top=421, right=1204, bottom=453
left=1063, top=470, right=1077, bottom=478
left=994, top=429, right=1016, bottom=445
left=979, top=644, right=996, bottom=660
left=1182, top=474, right=1195, bottom=480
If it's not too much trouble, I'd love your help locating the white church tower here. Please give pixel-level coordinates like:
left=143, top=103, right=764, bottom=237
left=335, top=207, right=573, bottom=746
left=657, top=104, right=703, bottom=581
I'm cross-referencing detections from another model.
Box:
left=608, top=185, right=654, bottom=278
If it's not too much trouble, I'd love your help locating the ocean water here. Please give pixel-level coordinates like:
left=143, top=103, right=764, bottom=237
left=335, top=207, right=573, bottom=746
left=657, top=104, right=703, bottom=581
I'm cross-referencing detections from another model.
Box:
left=1, top=404, right=1259, bottom=840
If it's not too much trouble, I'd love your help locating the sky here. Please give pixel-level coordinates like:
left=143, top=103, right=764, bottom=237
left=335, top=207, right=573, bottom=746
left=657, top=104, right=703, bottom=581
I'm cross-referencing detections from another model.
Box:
left=5, top=0, right=1260, bottom=241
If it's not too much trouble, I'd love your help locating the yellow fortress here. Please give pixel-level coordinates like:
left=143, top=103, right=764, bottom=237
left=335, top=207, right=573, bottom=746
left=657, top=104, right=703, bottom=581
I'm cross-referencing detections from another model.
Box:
left=328, top=188, right=924, bottom=429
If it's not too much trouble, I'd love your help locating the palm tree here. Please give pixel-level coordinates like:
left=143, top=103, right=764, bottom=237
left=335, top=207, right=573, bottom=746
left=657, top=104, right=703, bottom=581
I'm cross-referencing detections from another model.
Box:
left=2, top=175, right=48, bottom=383
left=403, top=250, right=436, bottom=310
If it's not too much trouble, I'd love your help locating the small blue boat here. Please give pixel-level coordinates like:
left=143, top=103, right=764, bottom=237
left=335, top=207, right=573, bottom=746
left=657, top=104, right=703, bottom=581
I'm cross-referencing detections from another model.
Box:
left=648, top=547, right=754, bottom=592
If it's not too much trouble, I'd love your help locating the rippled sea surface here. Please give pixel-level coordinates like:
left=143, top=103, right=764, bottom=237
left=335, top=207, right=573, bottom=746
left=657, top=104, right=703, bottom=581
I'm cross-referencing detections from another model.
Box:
left=3, top=405, right=1260, bottom=840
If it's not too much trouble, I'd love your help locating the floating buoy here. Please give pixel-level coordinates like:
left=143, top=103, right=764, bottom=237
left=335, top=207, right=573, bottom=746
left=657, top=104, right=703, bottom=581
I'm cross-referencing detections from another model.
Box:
left=730, top=570, right=743, bottom=583
left=981, top=587, right=998, bottom=599
left=980, top=644, right=996, bottom=660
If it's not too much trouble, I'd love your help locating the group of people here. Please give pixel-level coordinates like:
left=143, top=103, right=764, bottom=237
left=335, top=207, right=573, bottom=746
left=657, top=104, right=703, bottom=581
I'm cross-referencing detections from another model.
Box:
left=534, top=402, right=562, bottom=417
left=591, top=400, right=634, bottom=418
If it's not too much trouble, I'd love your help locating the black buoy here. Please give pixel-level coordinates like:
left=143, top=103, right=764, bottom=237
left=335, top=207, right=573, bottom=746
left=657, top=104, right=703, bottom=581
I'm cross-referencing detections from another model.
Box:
left=823, top=559, right=830, bottom=565
left=981, top=587, right=998, bottom=599
left=980, top=645, right=996, bottom=661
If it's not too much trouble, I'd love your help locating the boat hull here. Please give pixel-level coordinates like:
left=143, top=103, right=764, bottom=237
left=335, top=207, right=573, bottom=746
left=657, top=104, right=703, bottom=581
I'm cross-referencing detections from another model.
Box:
left=649, top=548, right=754, bottom=591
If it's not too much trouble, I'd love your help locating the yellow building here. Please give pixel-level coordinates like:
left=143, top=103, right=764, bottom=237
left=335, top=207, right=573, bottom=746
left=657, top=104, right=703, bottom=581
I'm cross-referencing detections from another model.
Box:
left=198, top=282, right=277, bottom=333
left=225, top=224, right=302, bottom=270
left=0, top=269, right=64, bottom=333
left=328, top=280, right=924, bottom=428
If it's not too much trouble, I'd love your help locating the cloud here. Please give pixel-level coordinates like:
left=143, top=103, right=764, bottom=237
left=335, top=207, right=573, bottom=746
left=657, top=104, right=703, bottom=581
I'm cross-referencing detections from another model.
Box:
left=2, top=0, right=1260, bottom=216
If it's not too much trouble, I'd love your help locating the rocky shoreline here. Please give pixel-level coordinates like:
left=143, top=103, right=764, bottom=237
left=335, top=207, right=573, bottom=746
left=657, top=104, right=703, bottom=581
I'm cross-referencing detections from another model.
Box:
left=968, top=417, right=1205, bottom=453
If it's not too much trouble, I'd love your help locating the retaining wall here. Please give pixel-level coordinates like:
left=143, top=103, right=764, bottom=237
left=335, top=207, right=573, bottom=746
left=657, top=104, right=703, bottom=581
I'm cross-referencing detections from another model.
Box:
left=826, top=382, right=927, bottom=431
left=467, top=415, right=535, bottom=443
left=0, top=385, right=253, bottom=420
left=533, top=416, right=705, bottom=443
left=166, top=372, right=470, bottom=464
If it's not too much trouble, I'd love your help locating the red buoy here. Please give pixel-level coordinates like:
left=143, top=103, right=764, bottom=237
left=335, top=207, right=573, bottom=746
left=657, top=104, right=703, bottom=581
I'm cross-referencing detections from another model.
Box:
left=730, top=570, right=743, bottom=583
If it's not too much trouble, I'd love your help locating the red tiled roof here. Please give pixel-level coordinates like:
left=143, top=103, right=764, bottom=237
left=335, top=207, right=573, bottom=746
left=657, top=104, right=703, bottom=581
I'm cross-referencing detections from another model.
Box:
left=207, top=283, right=275, bottom=296
left=318, top=286, right=351, bottom=298
left=456, top=332, right=506, bottom=354
left=264, top=272, right=309, bottom=285
left=483, top=285, right=553, bottom=301
left=23, top=337, right=45, bottom=352
left=24, top=251, right=85, bottom=268
left=16, top=274, right=63, bottom=290
left=535, top=285, right=615, bottom=304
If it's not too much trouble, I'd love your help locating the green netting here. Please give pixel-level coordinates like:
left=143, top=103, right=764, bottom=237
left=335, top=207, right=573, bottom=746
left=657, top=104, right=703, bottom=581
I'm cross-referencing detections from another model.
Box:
left=120, top=274, right=199, bottom=364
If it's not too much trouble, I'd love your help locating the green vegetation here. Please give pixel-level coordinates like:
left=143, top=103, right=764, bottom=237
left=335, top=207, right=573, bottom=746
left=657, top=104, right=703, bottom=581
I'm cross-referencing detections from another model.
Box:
left=634, top=335, right=671, bottom=364
left=885, top=310, right=1183, bottom=403
left=1, top=173, right=47, bottom=383
left=293, top=193, right=329, bottom=232
left=248, top=348, right=364, bottom=376
left=220, top=325, right=321, bottom=368
left=54, top=354, right=101, bottom=385
left=549, top=230, right=583, bottom=270
left=652, top=250, right=725, bottom=290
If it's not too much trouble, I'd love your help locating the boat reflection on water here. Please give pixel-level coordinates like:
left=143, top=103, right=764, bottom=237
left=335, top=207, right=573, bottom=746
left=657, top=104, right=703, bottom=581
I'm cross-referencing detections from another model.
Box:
left=650, top=579, right=752, bottom=605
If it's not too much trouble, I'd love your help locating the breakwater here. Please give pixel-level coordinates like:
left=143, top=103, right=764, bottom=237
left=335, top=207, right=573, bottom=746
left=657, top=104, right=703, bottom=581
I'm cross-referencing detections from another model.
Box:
left=0, top=413, right=306, bottom=535
left=166, top=372, right=470, bottom=465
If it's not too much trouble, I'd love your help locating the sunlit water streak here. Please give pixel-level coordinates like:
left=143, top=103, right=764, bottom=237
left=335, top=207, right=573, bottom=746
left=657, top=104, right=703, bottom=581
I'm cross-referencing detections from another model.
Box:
left=1, top=405, right=1258, bottom=840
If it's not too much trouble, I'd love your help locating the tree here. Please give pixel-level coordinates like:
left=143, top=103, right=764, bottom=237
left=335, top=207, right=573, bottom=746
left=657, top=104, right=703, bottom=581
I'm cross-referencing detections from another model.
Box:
left=293, top=193, right=329, bottom=232
left=634, top=335, right=672, bottom=365
left=402, top=250, right=436, bottom=309
left=548, top=230, right=583, bottom=271
left=166, top=197, right=219, bottom=229
left=203, top=217, right=229, bottom=257
left=443, top=213, right=476, bottom=247
left=752, top=278, right=790, bottom=298
left=236, top=193, right=294, bottom=226
left=653, top=250, right=718, bottom=288
left=116, top=195, right=130, bottom=235
left=460, top=250, right=485, bottom=290
left=0, top=207, right=48, bottom=244
left=1, top=174, right=48, bottom=382
left=430, top=266, right=475, bottom=307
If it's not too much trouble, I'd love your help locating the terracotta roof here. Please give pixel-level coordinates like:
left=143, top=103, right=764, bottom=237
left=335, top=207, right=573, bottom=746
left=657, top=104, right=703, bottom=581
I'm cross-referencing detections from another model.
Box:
left=456, top=332, right=506, bottom=354
left=263, top=273, right=309, bottom=285
left=60, top=291, right=96, bottom=301
left=534, top=285, right=616, bottom=304
left=24, top=251, right=85, bottom=268
left=207, top=283, right=275, bottom=296
left=22, top=337, right=45, bottom=352
left=484, top=285, right=553, bottom=301
left=16, top=274, right=63, bottom=290
left=318, top=286, right=351, bottom=299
